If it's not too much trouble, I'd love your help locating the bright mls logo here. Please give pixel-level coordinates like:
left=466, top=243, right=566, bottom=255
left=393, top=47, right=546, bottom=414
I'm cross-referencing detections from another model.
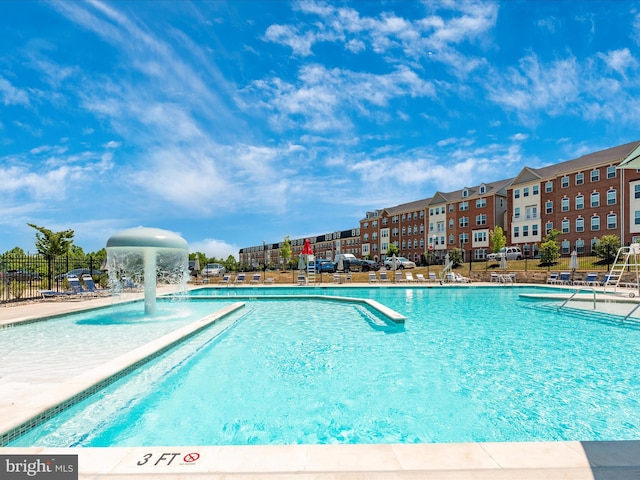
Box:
left=1, top=455, right=78, bottom=480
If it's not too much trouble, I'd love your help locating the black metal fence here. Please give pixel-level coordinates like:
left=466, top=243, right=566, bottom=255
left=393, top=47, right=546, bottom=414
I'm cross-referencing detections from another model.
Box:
left=0, top=254, right=104, bottom=304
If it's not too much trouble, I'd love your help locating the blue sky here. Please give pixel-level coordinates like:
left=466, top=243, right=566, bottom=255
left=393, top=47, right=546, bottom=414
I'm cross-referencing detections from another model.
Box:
left=1, top=1, right=640, bottom=259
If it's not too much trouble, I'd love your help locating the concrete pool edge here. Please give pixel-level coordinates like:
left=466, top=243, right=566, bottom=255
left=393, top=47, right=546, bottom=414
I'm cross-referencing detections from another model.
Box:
left=2, top=440, right=640, bottom=479
left=0, top=302, right=246, bottom=446
left=189, top=293, right=407, bottom=323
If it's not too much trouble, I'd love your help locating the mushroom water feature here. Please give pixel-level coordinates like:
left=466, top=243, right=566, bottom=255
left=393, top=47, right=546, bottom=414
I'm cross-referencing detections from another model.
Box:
left=106, top=227, right=189, bottom=315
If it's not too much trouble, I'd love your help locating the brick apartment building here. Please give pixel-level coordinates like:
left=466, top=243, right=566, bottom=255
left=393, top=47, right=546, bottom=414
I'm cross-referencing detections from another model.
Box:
left=507, top=141, right=640, bottom=257
left=239, top=141, right=640, bottom=266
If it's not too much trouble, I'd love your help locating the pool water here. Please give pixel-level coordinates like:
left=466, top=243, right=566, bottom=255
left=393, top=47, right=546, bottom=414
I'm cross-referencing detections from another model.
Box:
left=8, top=287, right=640, bottom=446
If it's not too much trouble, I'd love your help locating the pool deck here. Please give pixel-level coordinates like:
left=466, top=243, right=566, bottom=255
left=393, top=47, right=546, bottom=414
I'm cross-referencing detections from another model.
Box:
left=2, top=282, right=640, bottom=479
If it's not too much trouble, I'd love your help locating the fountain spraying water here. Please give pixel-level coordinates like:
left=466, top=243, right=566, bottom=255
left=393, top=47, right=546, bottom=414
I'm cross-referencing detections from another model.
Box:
left=106, top=227, right=189, bottom=315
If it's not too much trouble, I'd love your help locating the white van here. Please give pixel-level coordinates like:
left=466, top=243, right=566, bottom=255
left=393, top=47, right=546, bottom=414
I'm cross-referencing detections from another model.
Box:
left=487, top=246, right=522, bottom=261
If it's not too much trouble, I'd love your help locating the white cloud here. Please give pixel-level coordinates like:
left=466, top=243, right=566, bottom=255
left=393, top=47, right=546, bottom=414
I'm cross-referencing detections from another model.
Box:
left=189, top=237, right=239, bottom=260
left=0, top=76, right=29, bottom=105
left=599, top=48, right=637, bottom=77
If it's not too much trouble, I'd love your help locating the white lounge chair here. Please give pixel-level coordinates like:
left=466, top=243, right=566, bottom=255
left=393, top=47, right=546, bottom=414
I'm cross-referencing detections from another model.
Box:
left=405, top=272, right=415, bottom=282
left=415, top=273, right=426, bottom=282
left=369, top=272, right=378, bottom=283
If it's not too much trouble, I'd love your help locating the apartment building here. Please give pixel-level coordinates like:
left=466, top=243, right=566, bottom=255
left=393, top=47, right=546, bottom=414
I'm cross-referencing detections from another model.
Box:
left=507, top=141, right=640, bottom=256
left=426, top=179, right=510, bottom=262
left=240, top=141, right=640, bottom=265
left=238, top=229, right=360, bottom=268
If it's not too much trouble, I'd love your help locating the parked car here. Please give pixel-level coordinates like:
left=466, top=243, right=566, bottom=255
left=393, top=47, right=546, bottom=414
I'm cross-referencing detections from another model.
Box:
left=314, top=259, right=336, bottom=273
left=383, top=257, right=416, bottom=269
left=55, top=268, right=103, bottom=281
left=361, top=260, right=381, bottom=272
left=202, top=263, right=225, bottom=277
left=333, top=253, right=363, bottom=272
left=0, top=269, right=42, bottom=283
left=487, top=246, right=523, bottom=261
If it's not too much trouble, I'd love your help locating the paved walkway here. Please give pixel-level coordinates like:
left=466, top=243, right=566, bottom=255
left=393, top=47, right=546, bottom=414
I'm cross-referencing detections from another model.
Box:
left=2, top=283, right=640, bottom=479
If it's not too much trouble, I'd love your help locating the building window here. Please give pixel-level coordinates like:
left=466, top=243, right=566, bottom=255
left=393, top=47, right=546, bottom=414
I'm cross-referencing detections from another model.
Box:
left=576, top=217, right=584, bottom=232
left=607, top=166, right=616, bottom=179
left=459, top=201, right=469, bottom=211
left=449, top=234, right=455, bottom=245
left=449, top=204, right=454, bottom=212
left=459, top=233, right=469, bottom=244
left=514, top=207, right=520, bottom=219
left=533, top=185, right=539, bottom=195
left=523, top=187, right=529, bottom=197
left=561, top=240, right=571, bottom=255
left=591, top=169, right=600, bottom=182
left=525, top=206, right=537, bottom=219
left=514, top=189, right=520, bottom=199
left=459, top=217, right=469, bottom=227
left=576, top=239, right=585, bottom=254
left=476, top=198, right=486, bottom=208
left=546, top=201, right=553, bottom=214
left=562, top=219, right=570, bottom=233
left=474, top=231, right=487, bottom=242
left=575, top=195, right=584, bottom=210
left=561, top=197, right=569, bottom=212
left=591, top=192, right=600, bottom=207
left=607, top=189, right=617, bottom=205
left=363, top=233, right=369, bottom=241
left=480, top=185, right=486, bottom=194
left=590, top=238, right=598, bottom=253
left=532, top=224, right=539, bottom=236
left=476, top=214, right=487, bottom=225
left=576, top=173, right=584, bottom=185
left=429, top=208, right=434, bottom=216
left=607, top=213, right=617, bottom=229
left=449, top=219, right=454, bottom=229
left=545, top=222, right=553, bottom=234
left=545, top=181, right=553, bottom=193
left=635, top=184, right=640, bottom=199
left=514, top=226, right=519, bottom=238
left=635, top=211, right=640, bottom=225
left=591, top=215, right=600, bottom=231
left=463, top=189, right=469, bottom=198
left=523, top=225, right=529, bottom=237
left=562, top=176, right=569, bottom=188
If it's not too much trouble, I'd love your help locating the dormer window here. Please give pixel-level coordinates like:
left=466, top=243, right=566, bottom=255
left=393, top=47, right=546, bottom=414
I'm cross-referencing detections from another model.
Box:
left=479, top=185, right=486, bottom=194
left=463, top=189, right=469, bottom=198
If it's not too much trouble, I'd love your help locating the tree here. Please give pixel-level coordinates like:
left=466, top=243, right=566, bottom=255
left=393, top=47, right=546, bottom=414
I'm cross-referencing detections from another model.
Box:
left=28, top=224, right=75, bottom=257
left=280, top=236, right=292, bottom=270
left=223, top=254, right=238, bottom=272
left=539, top=229, right=561, bottom=266
left=593, top=235, right=621, bottom=265
left=449, top=247, right=463, bottom=267
left=387, top=243, right=399, bottom=257
left=489, top=226, right=507, bottom=253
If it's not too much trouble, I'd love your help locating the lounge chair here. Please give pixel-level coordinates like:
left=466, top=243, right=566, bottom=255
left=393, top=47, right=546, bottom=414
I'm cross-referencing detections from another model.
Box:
left=66, top=275, right=94, bottom=297
left=82, top=274, right=109, bottom=296
left=575, top=272, right=599, bottom=286
left=121, top=276, right=140, bottom=290
left=369, top=272, right=378, bottom=283
left=333, top=273, right=343, bottom=284
left=39, top=288, right=76, bottom=300
left=218, top=274, right=231, bottom=285
left=395, top=271, right=405, bottom=282
left=546, top=272, right=559, bottom=284
left=415, top=273, right=426, bottom=282
left=379, top=271, right=389, bottom=282
left=557, top=272, right=571, bottom=285
left=250, top=274, right=261, bottom=284
left=297, top=274, right=306, bottom=285
left=405, top=272, right=415, bottom=282
left=490, top=272, right=500, bottom=283
left=455, top=273, right=470, bottom=283
left=428, top=272, right=438, bottom=282
left=235, top=273, right=246, bottom=284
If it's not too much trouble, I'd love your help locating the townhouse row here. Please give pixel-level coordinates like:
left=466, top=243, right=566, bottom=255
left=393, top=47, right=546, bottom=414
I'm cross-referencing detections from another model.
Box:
left=239, top=141, right=640, bottom=267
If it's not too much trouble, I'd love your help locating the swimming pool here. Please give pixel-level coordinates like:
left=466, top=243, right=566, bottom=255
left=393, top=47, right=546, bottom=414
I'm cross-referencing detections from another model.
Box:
left=7, top=286, right=640, bottom=447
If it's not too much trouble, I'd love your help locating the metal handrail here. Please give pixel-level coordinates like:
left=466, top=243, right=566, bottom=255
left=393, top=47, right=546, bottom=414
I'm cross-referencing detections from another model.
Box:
left=624, top=303, right=640, bottom=322
left=558, top=287, right=597, bottom=310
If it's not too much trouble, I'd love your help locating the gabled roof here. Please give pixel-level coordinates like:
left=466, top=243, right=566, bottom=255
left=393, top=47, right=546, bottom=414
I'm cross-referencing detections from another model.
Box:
left=618, top=142, right=640, bottom=169
left=509, top=167, right=543, bottom=187
left=528, top=141, right=640, bottom=179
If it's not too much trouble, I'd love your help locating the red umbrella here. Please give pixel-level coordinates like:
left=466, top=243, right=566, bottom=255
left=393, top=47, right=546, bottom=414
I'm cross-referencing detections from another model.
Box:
left=301, top=238, right=314, bottom=255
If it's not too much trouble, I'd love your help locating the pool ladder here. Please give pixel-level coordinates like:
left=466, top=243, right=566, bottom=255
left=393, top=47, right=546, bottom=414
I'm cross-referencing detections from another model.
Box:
left=557, top=287, right=597, bottom=310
